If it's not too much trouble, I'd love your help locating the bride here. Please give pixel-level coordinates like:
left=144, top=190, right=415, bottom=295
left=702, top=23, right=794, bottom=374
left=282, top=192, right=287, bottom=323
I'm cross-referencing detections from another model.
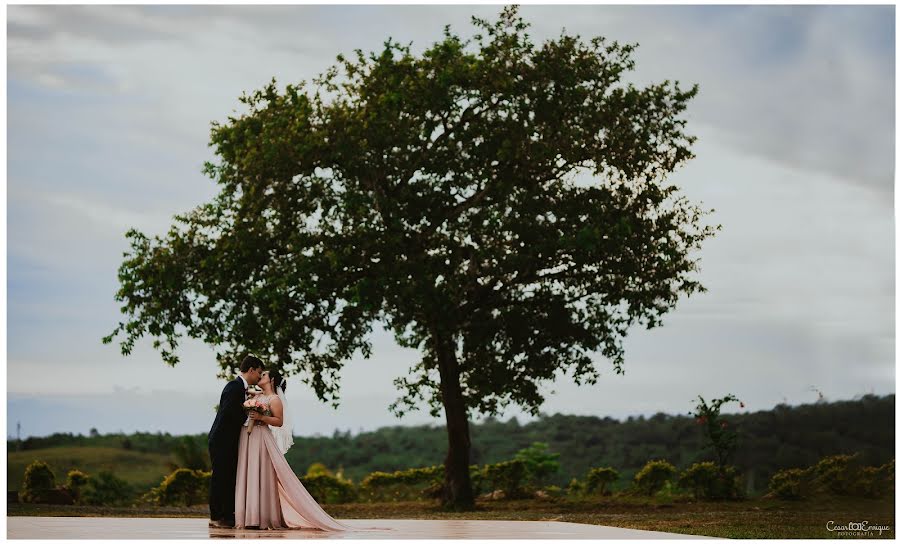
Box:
left=235, top=369, right=356, bottom=531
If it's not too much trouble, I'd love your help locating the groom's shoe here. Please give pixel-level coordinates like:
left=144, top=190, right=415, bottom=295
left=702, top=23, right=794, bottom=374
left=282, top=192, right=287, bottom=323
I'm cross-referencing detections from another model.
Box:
left=209, top=519, right=235, bottom=529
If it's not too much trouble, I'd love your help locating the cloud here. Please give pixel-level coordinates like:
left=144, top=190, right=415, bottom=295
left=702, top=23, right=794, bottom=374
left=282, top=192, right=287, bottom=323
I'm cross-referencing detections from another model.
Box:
left=616, top=5, right=895, bottom=195
left=6, top=5, right=894, bottom=437
left=8, top=5, right=188, bottom=45
left=7, top=5, right=892, bottom=194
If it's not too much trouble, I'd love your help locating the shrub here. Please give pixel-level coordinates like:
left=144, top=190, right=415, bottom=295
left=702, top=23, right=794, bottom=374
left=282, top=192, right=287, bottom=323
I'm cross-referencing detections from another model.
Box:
left=566, top=477, right=586, bottom=498
left=300, top=473, right=357, bottom=504
left=81, top=471, right=133, bottom=506
left=422, top=465, right=484, bottom=500
left=482, top=459, right=528, bottom=498
left=678, top=461, right=741, bottom=500
left=542, top=484, right=563, bottom=498
left=139, top=469, right=210, bottom=507
left=809, top=453, right=862, bottom=496
left=21, top=460, right=56, bottom=503
left=468, top=465, right=484, bottom=497
left=585, top=467, right=619, bottom=496
left=513, top=442, right=560, bottom=486
left=655, top=479, right=678, bottom=504
left=66, top=470, right=90, bottom=503
left=854, top=458, right=894, bottom=498
left=767, top=467, right=813, bottom=499
left=360, top=465, right=444, bottom=502
left=159, top=469, right=209, bottom=506
left=765, top=454, right=896, bottom=500
left=678, top=461, right=717, bottom=499
left=633, top=459, right=676, bottom=496
left=306, top=462, right=333, bottom=477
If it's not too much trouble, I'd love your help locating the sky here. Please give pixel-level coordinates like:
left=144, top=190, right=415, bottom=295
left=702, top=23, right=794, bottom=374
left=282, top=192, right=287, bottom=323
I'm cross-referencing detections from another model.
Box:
left=6, top=4, right=895, bottom=440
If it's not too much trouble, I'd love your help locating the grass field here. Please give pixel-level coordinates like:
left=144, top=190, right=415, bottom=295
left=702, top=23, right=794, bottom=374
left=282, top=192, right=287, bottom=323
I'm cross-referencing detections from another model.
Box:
left=8, top=447, right=175, bottom=492
left=8, top=495, right=894, bottom=539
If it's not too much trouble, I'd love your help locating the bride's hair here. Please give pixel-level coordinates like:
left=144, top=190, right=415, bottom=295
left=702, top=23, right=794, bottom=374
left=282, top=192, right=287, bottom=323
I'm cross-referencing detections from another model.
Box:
left=269, top=369, right=287, bottom=392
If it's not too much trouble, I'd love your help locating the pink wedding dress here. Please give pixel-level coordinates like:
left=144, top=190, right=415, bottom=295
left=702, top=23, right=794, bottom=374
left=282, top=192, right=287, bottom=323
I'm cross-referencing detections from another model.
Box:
left=234, top=394, right=359, bottom=531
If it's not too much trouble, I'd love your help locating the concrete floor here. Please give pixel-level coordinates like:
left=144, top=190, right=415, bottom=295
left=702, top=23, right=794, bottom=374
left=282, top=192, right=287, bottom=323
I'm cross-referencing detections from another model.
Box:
left=7, top=517, right=718, bottom=539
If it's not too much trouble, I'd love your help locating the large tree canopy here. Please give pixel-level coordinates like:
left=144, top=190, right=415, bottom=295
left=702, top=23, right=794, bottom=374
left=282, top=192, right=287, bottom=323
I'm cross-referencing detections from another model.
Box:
left=104, top=6, right=717, bottom=508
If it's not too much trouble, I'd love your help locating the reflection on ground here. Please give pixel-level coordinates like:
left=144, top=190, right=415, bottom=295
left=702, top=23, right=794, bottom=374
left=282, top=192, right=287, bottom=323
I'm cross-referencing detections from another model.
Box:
left=9, top=516, right=715, bottom=539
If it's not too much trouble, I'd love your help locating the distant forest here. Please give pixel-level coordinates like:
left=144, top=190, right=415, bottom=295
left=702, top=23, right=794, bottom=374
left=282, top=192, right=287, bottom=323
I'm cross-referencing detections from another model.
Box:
left=10, top=394, right=894, bottom=496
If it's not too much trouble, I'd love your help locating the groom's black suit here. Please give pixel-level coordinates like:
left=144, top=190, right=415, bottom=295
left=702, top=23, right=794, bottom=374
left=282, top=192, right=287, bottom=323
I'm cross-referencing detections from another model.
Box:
left=208, top=377, right=246, bottom=524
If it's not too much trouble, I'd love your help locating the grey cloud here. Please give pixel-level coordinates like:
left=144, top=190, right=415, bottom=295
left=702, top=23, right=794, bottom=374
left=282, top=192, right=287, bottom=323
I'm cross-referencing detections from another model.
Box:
left=9, top=5, right=892, bottom=197
left=8, top=5, right=186, bottom=45
left=6, top=5, right=893, bottom=436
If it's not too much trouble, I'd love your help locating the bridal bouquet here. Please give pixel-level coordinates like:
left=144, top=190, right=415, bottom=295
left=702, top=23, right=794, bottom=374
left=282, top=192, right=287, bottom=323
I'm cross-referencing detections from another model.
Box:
left=242, top=398, right=272, bottom=435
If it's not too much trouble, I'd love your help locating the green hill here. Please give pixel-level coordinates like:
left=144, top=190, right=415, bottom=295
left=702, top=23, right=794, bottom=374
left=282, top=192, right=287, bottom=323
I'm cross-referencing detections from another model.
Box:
left=8, top=446, right=175, bottom=492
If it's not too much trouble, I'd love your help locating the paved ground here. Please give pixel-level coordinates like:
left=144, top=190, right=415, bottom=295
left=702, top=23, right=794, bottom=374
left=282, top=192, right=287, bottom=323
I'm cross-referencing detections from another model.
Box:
left=7, top=516, right=718, bottom=539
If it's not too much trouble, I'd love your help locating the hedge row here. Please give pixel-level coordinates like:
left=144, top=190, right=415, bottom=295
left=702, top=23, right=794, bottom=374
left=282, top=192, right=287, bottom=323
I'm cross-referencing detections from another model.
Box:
left=19, top=452, right=894, bottom=506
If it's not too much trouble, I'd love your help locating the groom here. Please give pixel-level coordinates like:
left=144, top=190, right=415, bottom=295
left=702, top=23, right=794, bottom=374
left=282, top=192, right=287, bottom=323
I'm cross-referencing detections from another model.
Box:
left=208, top=354, right=263, bottom=529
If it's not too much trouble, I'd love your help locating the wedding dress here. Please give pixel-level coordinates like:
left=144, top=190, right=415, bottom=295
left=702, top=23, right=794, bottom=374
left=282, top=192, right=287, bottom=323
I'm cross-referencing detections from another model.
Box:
left=233, top=393, right=357, bottom=531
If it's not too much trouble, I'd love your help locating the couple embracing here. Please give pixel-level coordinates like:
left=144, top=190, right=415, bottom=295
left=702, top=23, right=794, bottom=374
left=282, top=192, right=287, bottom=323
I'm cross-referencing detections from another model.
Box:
left=207, top=355, right=365, bottom=531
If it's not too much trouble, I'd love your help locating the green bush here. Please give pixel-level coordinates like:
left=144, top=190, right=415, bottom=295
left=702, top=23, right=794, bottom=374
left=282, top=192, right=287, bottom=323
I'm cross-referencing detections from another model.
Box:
left=300, top=473, right=357, bottom=504
left=164, top=469, right=209, bottom=506
left=468, top=465, right=484, bottom=497
left=66, top=469, right=90, bottom=503
left=139, top=469, right=210, bottom=506
left=542, top=484, right=563, bottom=497
left=655, top=480, right=679, bottom=504
left=21, top=460, right=56, bottom=503
left=678, top=461, right=741, bottom=500
left=566, top=477, right=586, bottom=498
left=633, top=459, right=676, bottom=496
left=678, top=461, right=715, bottom=499
left=766, top=454, right=894, bottom=500
left=809, top=453, right=862, bottom=496
left=585, top=467, right=619, bottom=495
left=855, top=458, right=894, bottom=498
left=81, top=471, right=133, bottom=506
left=360, top=465, right=445, bottom=502
left=306, top=462, right=333, bottom=477
left=513, top=442, right=560, bottom=486
left=482, top=459, right=528, bottom=498
left=767, top=467, right=813, bottom=500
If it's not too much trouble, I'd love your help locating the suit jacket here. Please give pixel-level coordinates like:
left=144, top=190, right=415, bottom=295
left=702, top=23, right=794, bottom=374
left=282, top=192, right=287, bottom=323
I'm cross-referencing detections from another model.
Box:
left=208, top=378, right=246, bottom=447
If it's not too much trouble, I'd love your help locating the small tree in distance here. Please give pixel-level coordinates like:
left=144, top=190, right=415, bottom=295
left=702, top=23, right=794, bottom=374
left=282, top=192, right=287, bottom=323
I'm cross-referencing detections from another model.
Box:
left=689, top=393, right=743, bottom=471
left=514, top=442, right=560, bottom=486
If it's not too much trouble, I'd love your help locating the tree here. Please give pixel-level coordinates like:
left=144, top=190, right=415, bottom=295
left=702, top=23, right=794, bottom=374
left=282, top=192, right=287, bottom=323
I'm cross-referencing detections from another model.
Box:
left=513, top=442, right=560, bottom=486
left=689, top=394, right=743, bottom=471
left=104, top=6, right=716, bottom=509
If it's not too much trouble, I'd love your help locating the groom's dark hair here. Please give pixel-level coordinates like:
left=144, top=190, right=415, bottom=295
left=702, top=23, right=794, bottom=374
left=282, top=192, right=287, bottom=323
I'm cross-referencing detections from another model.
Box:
left=240, top=354, right=264, bottom=373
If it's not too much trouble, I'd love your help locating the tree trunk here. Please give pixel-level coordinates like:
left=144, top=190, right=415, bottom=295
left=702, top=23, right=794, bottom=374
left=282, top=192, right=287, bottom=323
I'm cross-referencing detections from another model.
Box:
left=433, top=331, right=475, bottom=510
